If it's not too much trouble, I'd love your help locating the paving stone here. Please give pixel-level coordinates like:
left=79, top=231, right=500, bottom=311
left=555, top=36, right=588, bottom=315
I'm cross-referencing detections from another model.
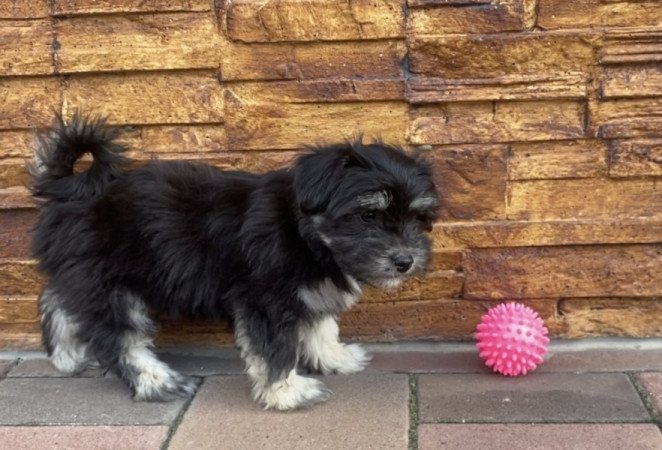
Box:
left=158, top=352, right=244, bottom=376
left=169, top=373, right=409, bottom=450
left=0, top=360, right=16, bottom=378
left=0, top=425, right=169, bottom=450
left=542, top=349, right=662, bottom=373
left=368, top=351, right=489, bottom=374
left=418, top=373, right=650, bottom=423
left=0, top=377, right=187, bottom=425
left=8, top=359, right=103, bottom=378
left=637, top=372, right=662, bottom=416
left=366, top=346, right=662, bottom=374
left=418, top=424, right=662, bottom=450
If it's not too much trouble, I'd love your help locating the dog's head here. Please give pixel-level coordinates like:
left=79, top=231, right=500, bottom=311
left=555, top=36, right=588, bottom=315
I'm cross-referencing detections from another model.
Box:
left=294, top=139, right=439, bottom=289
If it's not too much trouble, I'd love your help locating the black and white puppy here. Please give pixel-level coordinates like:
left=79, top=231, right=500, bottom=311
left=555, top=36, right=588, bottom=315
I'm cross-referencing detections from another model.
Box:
left=29, top=114, right=440, bottom=410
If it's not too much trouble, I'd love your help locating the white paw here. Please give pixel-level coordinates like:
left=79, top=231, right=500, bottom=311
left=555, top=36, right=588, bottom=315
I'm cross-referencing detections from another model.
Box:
left=315, top=343, right=372, bottom=375
left=256, top=372, right=332, bottom=411
left=343, top=343, right=372, bottom=373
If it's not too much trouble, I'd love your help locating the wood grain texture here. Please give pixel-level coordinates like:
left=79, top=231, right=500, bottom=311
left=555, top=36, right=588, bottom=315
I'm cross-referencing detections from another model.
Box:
left=0, top=323, right=43, bottom=350
left=507, top=178, right=661, bottom=220
left=52, top=0, right=211, bottom=15
left=558, top=298, right=662, bottom=338
left=229, top=80, right=405, bottom=104
left=409, top=33, right=596, bottom=79
left=222, top=39, right=405, bottom=81
left=538, top=0, right=662, bottom=30
left=433, top=219, right=662, bottom=250
left=0, top=260, right=41, bottom=296
left=0, top=297, right=38, bottom=323
left=0, top=130, right=35, bottom=159
left=117, top=125, right=228, bottom=154
left=0, top=20, right=53, bottom=76
left=427, top=145, right=507, bottom=221
left=0, top=210, right=35, bottom=259
left=0, top=1, right=49, bottom=18
left=508, top=140, right=608, bottom=180
left=409, top=0, right=525, bottom=34
left=609, top=139, right=662, bottom=177
left=0, top=77, right=61, bottom=129
left=600, top=65, right=662, bottom=99
left=63, top=72, right=224, bottom=125
left=0, top=187, right=32, bottom=209
left=407, top=74, right=586, bottom=103
left=225, top=87, right=407, bottom=150
left=362, top=271, right=464, bottom=302
left=56, top=13, right=221, bottom=73
left=227, top=0, right=404, bottom=42
left=410, top=101, right=585, bottom=145
left=340, top=298, right=561, bottom=341
left=600, top=31, right=662, bottom=65
left=464, top=245, right=662, bottom=300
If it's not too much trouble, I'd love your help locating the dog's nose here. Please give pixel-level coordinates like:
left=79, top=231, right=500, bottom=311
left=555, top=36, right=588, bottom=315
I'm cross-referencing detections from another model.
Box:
left=392, top=255, right=414, bottom=273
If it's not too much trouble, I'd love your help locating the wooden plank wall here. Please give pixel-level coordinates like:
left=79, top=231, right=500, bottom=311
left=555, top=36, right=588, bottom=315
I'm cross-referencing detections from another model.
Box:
left=0, top=0, right=660, bottom=349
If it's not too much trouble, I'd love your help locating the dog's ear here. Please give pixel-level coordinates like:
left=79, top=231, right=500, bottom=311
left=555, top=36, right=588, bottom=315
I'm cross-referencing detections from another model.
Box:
left=294, top=144, right=366, bottom=214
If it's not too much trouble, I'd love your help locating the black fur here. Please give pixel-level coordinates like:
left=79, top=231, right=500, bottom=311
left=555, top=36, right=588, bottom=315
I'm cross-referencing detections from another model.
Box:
left=31, top=114, right=439, bottom=408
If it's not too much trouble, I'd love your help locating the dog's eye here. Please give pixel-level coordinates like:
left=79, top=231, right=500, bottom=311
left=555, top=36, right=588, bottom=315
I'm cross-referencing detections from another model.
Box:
left=361, top=211, right=377, bottom=223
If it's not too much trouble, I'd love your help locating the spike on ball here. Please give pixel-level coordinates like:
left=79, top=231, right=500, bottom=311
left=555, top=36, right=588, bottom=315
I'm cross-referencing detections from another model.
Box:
left=475, top=302, right=549, bottom=376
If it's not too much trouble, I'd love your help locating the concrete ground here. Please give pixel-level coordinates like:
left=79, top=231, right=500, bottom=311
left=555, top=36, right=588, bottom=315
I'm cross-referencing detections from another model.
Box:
left=1, top=339, right=661, bottom=450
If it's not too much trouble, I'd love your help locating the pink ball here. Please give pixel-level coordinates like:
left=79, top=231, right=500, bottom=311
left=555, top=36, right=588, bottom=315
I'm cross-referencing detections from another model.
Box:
left=475, top=302, right=550, bottom=376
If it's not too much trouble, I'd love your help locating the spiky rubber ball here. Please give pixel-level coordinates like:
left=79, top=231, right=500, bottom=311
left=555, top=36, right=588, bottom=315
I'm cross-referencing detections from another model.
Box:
left=476, top=302, right=550, bottom=376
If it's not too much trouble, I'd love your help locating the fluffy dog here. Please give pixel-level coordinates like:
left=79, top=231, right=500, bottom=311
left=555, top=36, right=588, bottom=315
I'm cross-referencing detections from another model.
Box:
left=29, top=114, right=440, bottom=410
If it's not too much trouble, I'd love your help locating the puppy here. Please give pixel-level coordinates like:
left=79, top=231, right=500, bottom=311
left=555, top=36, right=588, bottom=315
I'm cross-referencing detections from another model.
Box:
left=29, top=114, right=440, bottom=410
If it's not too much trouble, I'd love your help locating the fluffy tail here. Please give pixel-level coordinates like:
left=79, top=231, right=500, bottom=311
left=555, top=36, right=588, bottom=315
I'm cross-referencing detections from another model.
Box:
left=29, top=113, right=127, bottom=202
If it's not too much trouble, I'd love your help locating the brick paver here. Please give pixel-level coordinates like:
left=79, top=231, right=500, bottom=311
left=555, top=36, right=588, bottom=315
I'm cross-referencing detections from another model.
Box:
left=169, top=373, right=409, bottom=450
left=7, top=359, right=103, bottom=378
left=637, top=372, right=662, bottom=416
left=158, top=352, right=244, bottom=376
left=418, top=424, right=662, bottom=450
left=0, top=377, right=187, bottom=425
left=0, top=359, right=15, bottom=378
left=543, top=349, right=662, bottom=372
left=418, top=373, right=650, bottom=423
left=0, top=425, right=169, bottom=450
left=368, top=351, right=489, bottom=374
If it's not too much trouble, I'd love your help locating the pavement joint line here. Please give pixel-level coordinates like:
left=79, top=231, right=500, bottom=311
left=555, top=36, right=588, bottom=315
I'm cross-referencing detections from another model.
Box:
left=408, top=374, right=419, bottom=450
left=160, top=377, right=204, bottom=450
left=418, top=419, right=659, bottom=425
left=628, top=372, right=660, bottom=422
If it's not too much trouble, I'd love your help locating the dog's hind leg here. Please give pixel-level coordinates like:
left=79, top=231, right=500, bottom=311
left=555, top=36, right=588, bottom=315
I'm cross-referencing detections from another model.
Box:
left=40, top=288, right=92, bottom=374
left=79, top=290, right=198, bottom=401
left=299, top=315, right=371, bottom=375
left=235, top=314, right=331, bottom=410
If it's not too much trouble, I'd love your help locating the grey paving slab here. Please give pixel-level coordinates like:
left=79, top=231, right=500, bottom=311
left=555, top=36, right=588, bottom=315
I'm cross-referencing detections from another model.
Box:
left=542, top=349, right=662, bottom=373
left=7, top=358, right=103, bottom=378
left=637, top=372, right=662, bottom=416
left=0, top=425, right=169, bottom=450
left=418, top=373, right=651, bottom=423
left=0, top=377, right=187, bottom=425
left=158, top=352, right=244, bottom=376
left=169, top=373, right=410, bottom=450
left=418, top=424, right=662, bottom=450
left=0, top=359, right=16, bottom=378
left=368, top=351, right=489, bottom=374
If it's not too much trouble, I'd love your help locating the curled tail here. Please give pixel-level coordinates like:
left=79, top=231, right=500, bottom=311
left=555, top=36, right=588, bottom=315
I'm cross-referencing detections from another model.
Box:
left=29, top=113, right=127, bottom=202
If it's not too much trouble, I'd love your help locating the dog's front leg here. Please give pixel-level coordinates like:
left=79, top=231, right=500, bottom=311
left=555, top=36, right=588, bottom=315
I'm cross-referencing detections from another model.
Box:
left=299, top=315, right=372, bottom=375
left=234, top=314, right=331, bottom=410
